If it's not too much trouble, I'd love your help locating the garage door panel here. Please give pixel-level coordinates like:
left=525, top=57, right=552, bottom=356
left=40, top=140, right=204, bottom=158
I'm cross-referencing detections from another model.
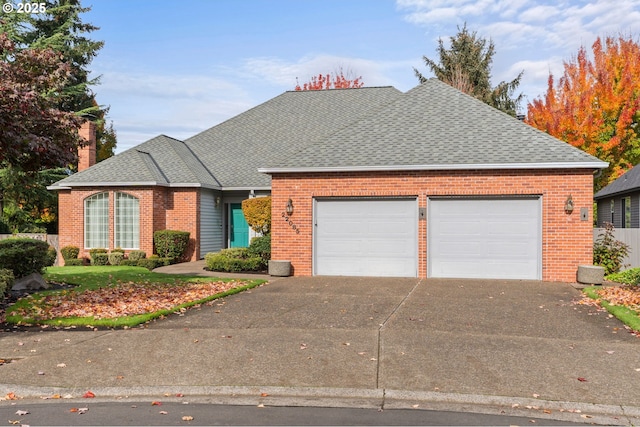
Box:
left=429, top=198, right=541, bottom=280
left=315, top=199, right=417, bottom=277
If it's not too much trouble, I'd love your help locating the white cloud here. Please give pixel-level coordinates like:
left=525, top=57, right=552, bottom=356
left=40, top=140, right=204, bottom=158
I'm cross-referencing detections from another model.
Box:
left=519, top=5, right=558, bottom=23
left=240, top=54, right=413, bottom=90
left=97, top=71, right=256, bottom=153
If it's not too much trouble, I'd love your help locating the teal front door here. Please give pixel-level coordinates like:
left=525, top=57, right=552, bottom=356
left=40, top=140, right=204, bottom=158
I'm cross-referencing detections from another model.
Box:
left=230, top=203, right=249, bottom=247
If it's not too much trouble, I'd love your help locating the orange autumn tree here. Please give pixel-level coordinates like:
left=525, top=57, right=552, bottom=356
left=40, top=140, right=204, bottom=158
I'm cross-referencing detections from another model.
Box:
left=526, top=35, right=640, bottom=191
left=295, top=68, right=364, bottom=91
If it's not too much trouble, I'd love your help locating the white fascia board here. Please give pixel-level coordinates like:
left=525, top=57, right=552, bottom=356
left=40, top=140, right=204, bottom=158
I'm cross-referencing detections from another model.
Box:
left=258, top=161, right=609, bottom=174
left=47, top=181, right=164, bottom=190
left=222, top=186, right=271, bottom=191
left=47, top=182, right=222, bottom=190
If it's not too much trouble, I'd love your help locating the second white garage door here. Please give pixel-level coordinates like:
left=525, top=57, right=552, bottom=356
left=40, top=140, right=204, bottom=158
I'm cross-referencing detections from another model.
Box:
left=314, top=198, right=418, bottom=277
left=428, top=197, right=542, bottom=280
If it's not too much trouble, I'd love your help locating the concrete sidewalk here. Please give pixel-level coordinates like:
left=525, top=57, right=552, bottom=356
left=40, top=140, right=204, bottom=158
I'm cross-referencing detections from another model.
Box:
left=1, top=269, right=639, bottom=425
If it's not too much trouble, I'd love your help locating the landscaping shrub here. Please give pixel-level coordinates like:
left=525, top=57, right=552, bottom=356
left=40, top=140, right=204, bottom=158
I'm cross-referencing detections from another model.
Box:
left=91, top=252, right=109, bottom=266
left=47, top=246, right=57, bottom=266
left=154, top=230, right=190, bottom=261
left=0, top=268, right=14, bottom=298
left=241, top=196, right=271, bottom=234
left=606, top=267, right=640, bottom=285
left=111, top=247, right=125, bottom=254
left=64, top=258, right=85, bottom=266
left=205, top=248, right=263, bottom=272
left=60, top=245, right=80, bottom=261
left=0, top=238, right=55, bottom=278
left=119, top=259, right=138, bottom=266
left=128, top=250, right=146, bottom=262
left=247, top=235, right=271, bottom=263
left=108, top=252, right=124, bottom=266
left=89, top=248, right=108, bottom=258
left=594, top=222, right=630, bottom=275
left=137, top=256, right=171, bottom=271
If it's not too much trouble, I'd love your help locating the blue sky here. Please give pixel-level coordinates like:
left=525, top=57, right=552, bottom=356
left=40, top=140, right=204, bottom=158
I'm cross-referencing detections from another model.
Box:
left=83, top=0, right=640, bottom=153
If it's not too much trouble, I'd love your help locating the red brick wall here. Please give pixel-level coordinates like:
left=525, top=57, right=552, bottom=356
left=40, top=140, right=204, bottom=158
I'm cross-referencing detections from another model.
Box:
left=77, top=122, right=96, bottom=172
left=270, top=169, right=595, bottom=283
left=57, top=186, right=200, bottom=263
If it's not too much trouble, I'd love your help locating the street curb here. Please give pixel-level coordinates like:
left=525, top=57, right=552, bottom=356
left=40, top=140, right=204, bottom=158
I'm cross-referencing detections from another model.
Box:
left=2, top=384, right=638, bottom=425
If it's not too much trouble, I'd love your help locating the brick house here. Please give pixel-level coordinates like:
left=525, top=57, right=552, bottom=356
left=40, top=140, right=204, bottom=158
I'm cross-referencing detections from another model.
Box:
left=50, top=79, right=606, bottom=282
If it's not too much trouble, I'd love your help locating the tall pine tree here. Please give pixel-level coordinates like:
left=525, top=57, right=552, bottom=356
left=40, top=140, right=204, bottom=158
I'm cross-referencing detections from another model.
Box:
left=415, top=24, right=524, bottom=117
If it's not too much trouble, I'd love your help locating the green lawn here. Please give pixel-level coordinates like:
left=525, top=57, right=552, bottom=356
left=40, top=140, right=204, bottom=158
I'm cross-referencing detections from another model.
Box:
left=4, top=266, right=266, bottom=328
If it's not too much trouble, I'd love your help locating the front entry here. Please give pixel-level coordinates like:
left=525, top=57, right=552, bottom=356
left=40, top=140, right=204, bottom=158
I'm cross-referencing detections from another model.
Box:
left=229, top=203, right=249, bottom=248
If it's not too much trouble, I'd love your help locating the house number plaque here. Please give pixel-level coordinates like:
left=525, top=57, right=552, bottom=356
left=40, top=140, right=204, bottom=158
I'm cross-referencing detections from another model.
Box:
left=282, top=211, right=300, bottom=234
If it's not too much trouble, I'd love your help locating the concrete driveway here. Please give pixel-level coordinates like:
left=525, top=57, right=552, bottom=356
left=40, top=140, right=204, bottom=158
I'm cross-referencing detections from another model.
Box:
left=1, top=276, right=639, bottom=424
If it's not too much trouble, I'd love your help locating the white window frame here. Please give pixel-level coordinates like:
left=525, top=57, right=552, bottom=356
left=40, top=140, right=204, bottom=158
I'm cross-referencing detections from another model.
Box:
left=623, top=196, right=632, bottom=228
left=114, top=192, right=140, bottom=250
left=84, top=192, right=109, bottom=249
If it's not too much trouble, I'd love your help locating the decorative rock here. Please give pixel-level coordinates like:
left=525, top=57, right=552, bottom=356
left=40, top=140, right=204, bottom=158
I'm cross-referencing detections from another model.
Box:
left=269, top=260, right=291, bottom=277
left=12, top=272, right=49, bottom=291
left=577, top=265, right=605, bottom=285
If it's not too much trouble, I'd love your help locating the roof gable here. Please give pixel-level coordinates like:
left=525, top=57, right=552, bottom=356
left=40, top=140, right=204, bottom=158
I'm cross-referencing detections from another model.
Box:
left=50, top=135, right=220, bottom=189
left=259, top=79, right=607, bottom=172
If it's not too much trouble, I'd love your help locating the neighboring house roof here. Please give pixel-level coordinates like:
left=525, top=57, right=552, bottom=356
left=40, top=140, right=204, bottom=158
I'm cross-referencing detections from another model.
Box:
left=259, top=79, right=608, bottom=173
left=50, top=135, right=221, bottom=190
left=49, top=86, right=403, bottom=190
left=594, top=164, right=640, bottom=199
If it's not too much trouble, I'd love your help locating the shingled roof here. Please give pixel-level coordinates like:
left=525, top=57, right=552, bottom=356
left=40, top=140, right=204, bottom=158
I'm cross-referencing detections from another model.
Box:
left=49, top=135, right=221, bottom=189
left=259, top=79, right=608, bottom=173
left=594, top=164, right=640, bottom=199
left=50, top=86, right=403, bottom=190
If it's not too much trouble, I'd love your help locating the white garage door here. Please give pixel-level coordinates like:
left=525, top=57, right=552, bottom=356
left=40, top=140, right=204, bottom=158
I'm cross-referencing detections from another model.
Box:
left=314, top=199, right=418, bottom=277
left=428, top=198, right=541, bottom=280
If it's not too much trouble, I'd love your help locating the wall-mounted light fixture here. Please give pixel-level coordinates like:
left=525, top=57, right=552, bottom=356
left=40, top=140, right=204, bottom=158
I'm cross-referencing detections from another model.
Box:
left=215, top=196, right=221, bottom=208
left=564, top=194, right=574, bottom=214
left=286, top=198, right=294, bottom=216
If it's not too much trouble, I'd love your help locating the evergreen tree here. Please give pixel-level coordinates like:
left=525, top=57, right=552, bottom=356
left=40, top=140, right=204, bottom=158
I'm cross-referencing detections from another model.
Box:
left=0, top=1, right=114, bottom=232
left=415, top=24, right=524, bottom=117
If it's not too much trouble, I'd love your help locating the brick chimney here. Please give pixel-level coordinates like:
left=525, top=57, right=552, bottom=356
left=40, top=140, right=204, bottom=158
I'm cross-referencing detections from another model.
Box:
left=78, top=121, right=97, bottom=172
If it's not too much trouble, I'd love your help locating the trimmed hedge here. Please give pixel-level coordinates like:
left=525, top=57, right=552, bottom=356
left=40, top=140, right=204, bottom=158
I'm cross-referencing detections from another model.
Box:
left=60, top=245, right=80, bottom=261
left=205, top=248, right=263, bottom=272
left=137, top=257, right=171, bottom=271
left=154, top=230, right=190, bottom=261
left=91, top=252, right=109, bottom=266
left=108, top=252, right=124, bottom=266
left=0, top=268, right=14, bottom=298
left=247, top=235, right=270, bottom=263
left=128, top=250, right=146, bottom=262
left=0, top=238, right=55, bottom=279
left=64, top=258, right=85, bottom=266
left=89, top=248, right=108, bottom=257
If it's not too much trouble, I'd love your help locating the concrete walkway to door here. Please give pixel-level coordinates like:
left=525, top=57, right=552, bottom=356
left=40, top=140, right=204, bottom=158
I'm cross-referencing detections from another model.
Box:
left=1, top=274, right=639, bottom=425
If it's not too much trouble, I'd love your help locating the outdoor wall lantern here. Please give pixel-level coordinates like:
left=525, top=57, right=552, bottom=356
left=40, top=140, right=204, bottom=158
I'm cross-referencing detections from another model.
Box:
left=215, top=196, right=221, bottom=208
left=564, top=194, right=574, bottom=214
left=286, top=198, right=294, bottom=216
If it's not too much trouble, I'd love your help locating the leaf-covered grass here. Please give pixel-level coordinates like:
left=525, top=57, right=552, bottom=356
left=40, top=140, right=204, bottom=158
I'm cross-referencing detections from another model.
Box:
left=4, top=266, right=265, bottom=328
left=583, top=285, right=640, bottom=332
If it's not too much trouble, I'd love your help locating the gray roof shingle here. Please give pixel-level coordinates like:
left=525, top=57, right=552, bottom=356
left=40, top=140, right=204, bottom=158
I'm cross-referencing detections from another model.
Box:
left=50, top=80, right=606, bottom=191
left=259, top=79, right=607, bottom=172
left=50, top=86, right=403, bottom=189
left=50, top=135, right=221, bottom=189
left=594, top=164, right=640, bottom=199
left=184, top=86, right=403, bottom=188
